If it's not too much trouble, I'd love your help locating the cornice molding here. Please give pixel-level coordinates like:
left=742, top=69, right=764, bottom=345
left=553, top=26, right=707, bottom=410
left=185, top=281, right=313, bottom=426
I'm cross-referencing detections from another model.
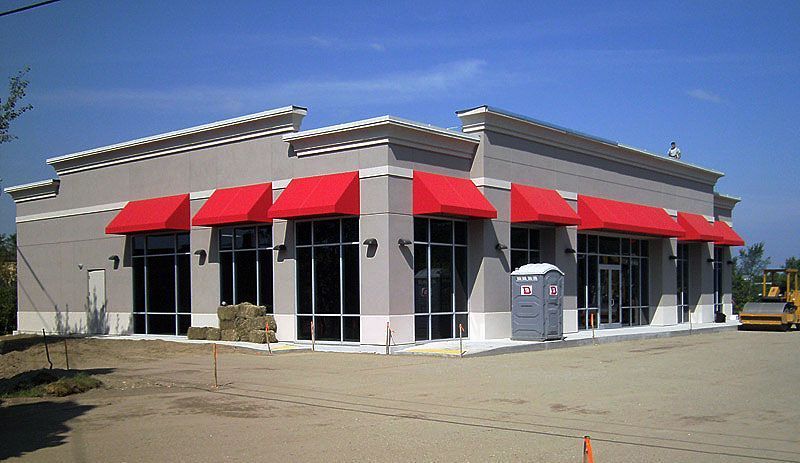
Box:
left=4, top=179, right=60, bottom=203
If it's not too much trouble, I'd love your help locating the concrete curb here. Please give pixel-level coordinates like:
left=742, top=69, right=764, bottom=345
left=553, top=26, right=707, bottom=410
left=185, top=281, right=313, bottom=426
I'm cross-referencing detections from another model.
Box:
left=397, top=324, right=740, bottom=358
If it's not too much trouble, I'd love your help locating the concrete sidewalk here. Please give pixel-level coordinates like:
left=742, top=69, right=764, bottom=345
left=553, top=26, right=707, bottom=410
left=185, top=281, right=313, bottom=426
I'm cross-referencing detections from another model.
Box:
left=93, top=319, right=741, bottom=357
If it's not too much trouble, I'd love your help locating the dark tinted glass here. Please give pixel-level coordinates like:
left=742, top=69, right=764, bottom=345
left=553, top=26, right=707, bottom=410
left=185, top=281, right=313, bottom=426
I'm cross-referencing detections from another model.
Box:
left=431, top=314, right=453, bottom=339
left=631, top=258, right=640, bottom=306
left=577, top=254, right=586, bottom=308
left=588, top=235, right=598, bottom=253
left=342, top=245, right=359, bottom=314
left=621, top=257, right=630, bottom=307
left=220, top=252, right=233, bottom=305
left=454, top=247, right=467, bottom=311
left=414, top=244, right=428, bottom=314
left=343, top=316, right=360, bottom=342
left=588, top=255, right=598, bottom=307
left=341, top=218, right=359, bottom=243
left=176, top=233, right=190, bottom=253
left=578, top=234, right=587, bottom=253
left=600, top=236, right=620, bottom=255
left=177, top=255, right=191, bottom=312
left=313, top=220, right=339, bottom=245
left=531, top=251, right=541, bottom=263
left=315, top=316, right=340, bottom=341
left=621, top=239, right=631, bottom=255
left=430, top=245, right=453, bottom=313
left=430, top=219, right=452, bottom=244
left=258, top=250, right=272, bottom=310
left=455, top=314, right=468, bottom=337
left=414, top=218, right=428, bottom=242
left=296, top=222, right=312, bottom=246
left=415, top=315, right=428, bottom=341
left=133, top=314, right=146, bottom=334
left=235, top=250, right=257, bottom=304
left=132, top=236, right=145, bottom=256
left=257, top=226, right=272, bottom=248
left=529, top=229, right=540, bottom=250
left=454, top=221, right=467, bottom=245
left=133, top=257, right=145, bottom=311
left=641, top=259, right=649, bottom=305
left=219, top=228, right=233, bottom=251
left=178, top=315, right=191, bottom=335
left=147, top=235, right=174, bottom=254
left=146, top=255, right=175, bottom=313
left=147, top=314, right=175, bottom=335
left=297, top=316, right=312, bottom=340
left=630, top=239, right=639, bottom=256
left=314, top=245, right=341, bottom=314
left=296, top=247, right=312, bottom=314
left=511, top=250, right=528, bottom=271
left=640, top=240, right=649, bottom=257
left=235, top=227, right=256, bottom=250
left=510, top=227, right=527, bottom=249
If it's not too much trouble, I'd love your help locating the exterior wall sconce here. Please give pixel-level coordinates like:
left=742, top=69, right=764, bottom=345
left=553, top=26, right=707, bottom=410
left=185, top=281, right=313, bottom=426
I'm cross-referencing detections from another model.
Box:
left=108, top=255, right=120, bottom=269
left=564, top=248, right=576, bottom=254
left=727, top=260, right=734, bottom=265
left=363, top=238, right=378, bottom=246
left=194, top=249, right=206, bottom=266
left=668, top=255, right=678, bottom=260
left=398, top=238, right=412, bottom=246
left=274, top=244, right=287, bottom=251
left=495, top=243, right=508, bottom=251
left=707, top=258, right=715, bottom=263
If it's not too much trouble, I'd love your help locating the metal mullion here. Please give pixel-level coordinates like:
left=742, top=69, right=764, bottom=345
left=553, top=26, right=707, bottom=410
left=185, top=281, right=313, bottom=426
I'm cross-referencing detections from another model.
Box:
left=339, top=219, right=344, bottom=343
left=256, top=229, right=261, bottom=306
left=427, top=219, right=432, bottom=341
left=232, top=250, right=237, bottom=304
left=143, top=250, right=149, bottom=334
left=173, top=235, right=179, bottom=336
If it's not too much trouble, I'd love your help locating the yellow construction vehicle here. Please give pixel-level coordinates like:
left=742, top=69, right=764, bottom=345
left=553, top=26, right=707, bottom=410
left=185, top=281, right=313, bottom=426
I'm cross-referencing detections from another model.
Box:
left=740, top=269, right=800, bottom=331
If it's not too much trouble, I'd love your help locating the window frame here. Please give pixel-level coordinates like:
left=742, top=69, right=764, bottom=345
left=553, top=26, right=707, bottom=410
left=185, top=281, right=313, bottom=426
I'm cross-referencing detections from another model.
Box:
left=510, top=226, right=541, bottom=271
left=217, top=225, right=274, bottom=310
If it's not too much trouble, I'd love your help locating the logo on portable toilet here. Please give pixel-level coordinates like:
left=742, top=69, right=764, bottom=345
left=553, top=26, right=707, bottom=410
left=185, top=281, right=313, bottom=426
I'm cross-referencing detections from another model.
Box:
left=549, top=285, right=558, bottom=296
left=521, top=285, right=533, bottom=296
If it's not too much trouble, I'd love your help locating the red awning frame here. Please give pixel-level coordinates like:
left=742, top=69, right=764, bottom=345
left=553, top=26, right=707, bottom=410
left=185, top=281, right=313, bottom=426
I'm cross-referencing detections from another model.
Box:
left=577, top=194, right=685, bottom=237
left=677, top=212, right=723, bottom=242
left=106, top=194, right=190, bottom=235
left=511, top=183, right=580, bottom=226
left=713, top=221, right=745, bottom=246
left=268, top=171, right=360, bottom=219
left=192, top=183, right=272, bottom=227
left=413, top=171, right=497, bottom=219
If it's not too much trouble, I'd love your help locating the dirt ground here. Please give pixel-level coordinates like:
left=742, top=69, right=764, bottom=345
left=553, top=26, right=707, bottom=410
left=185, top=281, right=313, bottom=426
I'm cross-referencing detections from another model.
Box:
left=1, top=330, right=799, bottom=462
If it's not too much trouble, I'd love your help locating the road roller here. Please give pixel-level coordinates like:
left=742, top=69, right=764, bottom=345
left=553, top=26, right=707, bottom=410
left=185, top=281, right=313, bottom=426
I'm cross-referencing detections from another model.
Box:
left=739, top=269, right=799, bottom=331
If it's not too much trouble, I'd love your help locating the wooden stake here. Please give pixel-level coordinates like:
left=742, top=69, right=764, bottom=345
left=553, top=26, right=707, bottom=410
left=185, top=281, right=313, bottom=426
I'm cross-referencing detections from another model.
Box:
left=458, top=323, right=464, bottom=358
left=265, top=320, right=272, bottom=356
left=42, top=329, right=53, bottom=370
left=590, top=313, right=596, bottom=341
left=311, top=320, right=315, bottom=352
left=385, top=322, right=390, bottom=355
left=583, top=435, right=594, bottom=463
left=213, top=343, right=218, bottom=388
left=63, top=338, right=70, bottom=370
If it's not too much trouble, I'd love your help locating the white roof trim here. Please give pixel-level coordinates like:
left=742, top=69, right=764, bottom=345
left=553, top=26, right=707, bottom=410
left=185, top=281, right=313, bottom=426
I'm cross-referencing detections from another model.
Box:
left=47, top=106, right=306, bottom=166
left=4, top=179, right=59, bottom=194
left=284, top=115, right=480, bottom=143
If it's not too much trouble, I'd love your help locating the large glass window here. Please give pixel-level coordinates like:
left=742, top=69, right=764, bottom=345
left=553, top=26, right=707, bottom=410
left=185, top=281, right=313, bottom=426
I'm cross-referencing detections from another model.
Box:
left=414, top=218, right=468, bottom=341
left=296, top=218, right=360, bottom=343
left=218, top=225, right=273, bottom=310
left=577, top=234, right=650, bottom=330
left=676, top=243, right=690, bottom=323
left=510, top=227, right=541, bottom=271
left=713, top=246, right=723, bottom=313
left=132, top=232, right=191, bottom=335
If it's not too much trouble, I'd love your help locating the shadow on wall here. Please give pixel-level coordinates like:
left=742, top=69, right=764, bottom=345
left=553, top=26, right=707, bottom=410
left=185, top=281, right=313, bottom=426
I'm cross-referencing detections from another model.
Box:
left=85, top=287, right=109, bottom=335
left=0, top=400, right=96, bottom=460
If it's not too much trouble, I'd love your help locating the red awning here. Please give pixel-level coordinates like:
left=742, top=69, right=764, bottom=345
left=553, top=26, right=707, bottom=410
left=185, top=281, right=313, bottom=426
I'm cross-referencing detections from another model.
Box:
left=106, top=194, right=190, bottom=235
left=268, top=171, right=359, bottom=219
left=578, top=195, right=684, bottom=237
left=192, top=183, right=272, bottom=227
left=413, top=171, right=497, bottom=219
left=511, top=183, right=580, bottom=225
left=677, top=212, right=723, bottom=242
left=713, top=221, right=745, bottom=246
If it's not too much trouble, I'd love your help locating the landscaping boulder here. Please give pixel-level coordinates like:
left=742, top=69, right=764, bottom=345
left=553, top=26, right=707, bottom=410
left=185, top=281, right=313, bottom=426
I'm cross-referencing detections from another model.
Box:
left=248, top=330, right=267, bottom=344
left=217, top=305, right=239, bottom=321
left=220, top=329, right=240, bottom=342
left=205, top=327, right=221, bottom=341
left=186, top=327, right=208, bottom=340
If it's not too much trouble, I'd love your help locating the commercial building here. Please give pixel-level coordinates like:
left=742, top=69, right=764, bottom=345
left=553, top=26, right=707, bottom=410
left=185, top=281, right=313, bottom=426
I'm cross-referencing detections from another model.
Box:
left=6, top=105, right=745, bottom=345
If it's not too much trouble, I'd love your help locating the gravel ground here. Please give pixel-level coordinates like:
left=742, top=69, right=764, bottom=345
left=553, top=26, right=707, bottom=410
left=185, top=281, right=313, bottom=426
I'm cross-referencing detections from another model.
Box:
left=1, top=330, right=798, bottom=462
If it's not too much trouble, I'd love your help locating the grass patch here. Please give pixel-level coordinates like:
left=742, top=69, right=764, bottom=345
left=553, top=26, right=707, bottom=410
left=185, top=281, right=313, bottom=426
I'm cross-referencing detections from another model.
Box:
left=1, top=369, right=103, bottom=398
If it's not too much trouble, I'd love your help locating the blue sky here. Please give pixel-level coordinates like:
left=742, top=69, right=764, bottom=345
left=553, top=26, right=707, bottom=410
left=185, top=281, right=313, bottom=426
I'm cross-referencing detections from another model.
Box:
left=1, top=0, right=798, bottom=262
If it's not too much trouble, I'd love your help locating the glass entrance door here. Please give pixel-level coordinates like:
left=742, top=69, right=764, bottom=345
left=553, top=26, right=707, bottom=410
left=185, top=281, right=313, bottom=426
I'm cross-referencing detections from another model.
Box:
left=599, top=265, right=622, bottom=328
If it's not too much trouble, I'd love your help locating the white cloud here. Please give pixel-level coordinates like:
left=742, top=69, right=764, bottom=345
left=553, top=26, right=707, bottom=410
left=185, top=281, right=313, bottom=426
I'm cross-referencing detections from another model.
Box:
left=686, top=88, right=724, bottom=103
left=38, top=59, right=489, bottom=112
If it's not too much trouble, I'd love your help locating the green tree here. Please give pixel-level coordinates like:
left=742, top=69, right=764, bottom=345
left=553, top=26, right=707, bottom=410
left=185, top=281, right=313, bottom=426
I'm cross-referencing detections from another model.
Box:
left=0, top=233, right=17, bottom=334
left=0, top=67, right=32, bottom=144
left=785, top=256, right=800, bottom=271
left=732, top=242, right=770, bottom=310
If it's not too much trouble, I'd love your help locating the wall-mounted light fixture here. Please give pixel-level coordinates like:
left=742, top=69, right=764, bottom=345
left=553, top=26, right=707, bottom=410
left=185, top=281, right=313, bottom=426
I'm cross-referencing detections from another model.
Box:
left=78, top=263, right=84, bottom=270
left=668, top=255, right=678, bottom=260
left=564, top=248, right=577, bottom=254
left=495, top=243, right=508, bottom=251
left=108, top=255, right=120, bottom=269
left=274, top=244, right=287, bottom=251
left=726, top=260, right=734, bottom=265
left=194, top=249, right=207, bottom=266
left=707, top=258, right=715, bottom=263
left=363, top=238, right=378, bottom=246
left=397, top=238, right=412, bottom=246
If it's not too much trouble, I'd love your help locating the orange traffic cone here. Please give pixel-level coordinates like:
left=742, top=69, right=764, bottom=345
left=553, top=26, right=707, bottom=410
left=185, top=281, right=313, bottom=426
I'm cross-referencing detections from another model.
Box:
left=583, top=435, right=594, bottom=463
